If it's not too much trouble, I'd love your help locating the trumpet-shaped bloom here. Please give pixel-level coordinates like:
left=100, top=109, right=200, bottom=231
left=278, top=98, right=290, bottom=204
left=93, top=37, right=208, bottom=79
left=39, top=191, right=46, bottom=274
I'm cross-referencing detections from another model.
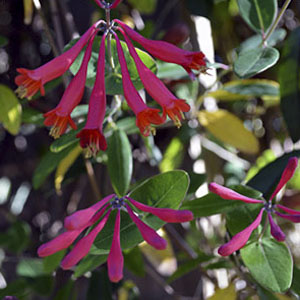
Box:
left=44, top=32, right=97, bottom=138
left=115, top=20, right=207, bottom=79
left=209, top=157, right=300, bottom=256
left=114, top=32, right=164, bottom=136
left=118, top=27, right=190, bottom=127
left=76, top=34, right=108, bottom=156
left=15, top=22, right=101, bottom=99
left=38, top=194, right=193, bottom=282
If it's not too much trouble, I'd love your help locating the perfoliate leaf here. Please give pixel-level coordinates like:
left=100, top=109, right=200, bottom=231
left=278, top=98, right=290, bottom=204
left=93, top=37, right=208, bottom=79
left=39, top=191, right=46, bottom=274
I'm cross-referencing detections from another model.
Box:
left=241, top=238, right=293, bottom=292
left=199, top=109, right=259, bottom=154
left=234, top=46, right=279, bottom=78
left=237, top=0, right=277, bottom=33
left=0, top=84, right=22, bottom=135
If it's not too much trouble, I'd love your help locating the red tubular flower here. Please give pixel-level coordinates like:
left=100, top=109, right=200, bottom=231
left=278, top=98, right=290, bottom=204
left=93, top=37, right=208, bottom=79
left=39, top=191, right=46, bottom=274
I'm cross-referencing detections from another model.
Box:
left=125, top=203, right=167, bottom=250
left=218, top=209, right=264, bottom=256
left=44, top=32, right=97, bottom=139
left=107, top=210, right=124, bottom=282
left=76, top=34, right=108, bottom=156
left=209, top=157, right=300, bottom=255
left=115, top=20, right=207, bottom=79
left=64, top=194, right=115, bottom=230
left=113, top=32, right=164, bottom=136
left=15, top=22, right=101, bottom=99
left=118, top=28, right=190, bottom=128
left=61, top=209, right=112, bottom=269
left=126, top=197, right=193, bottom=223
left=37, top=194, right=193, bottom=283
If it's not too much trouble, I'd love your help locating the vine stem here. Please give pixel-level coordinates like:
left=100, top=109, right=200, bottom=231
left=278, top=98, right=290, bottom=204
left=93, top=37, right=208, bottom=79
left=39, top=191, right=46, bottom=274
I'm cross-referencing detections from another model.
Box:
left=105, top=8, right=115, bottom=70
left=263, top=0, right=292, bottom=44
left=84, top=159, right=101, bottom=200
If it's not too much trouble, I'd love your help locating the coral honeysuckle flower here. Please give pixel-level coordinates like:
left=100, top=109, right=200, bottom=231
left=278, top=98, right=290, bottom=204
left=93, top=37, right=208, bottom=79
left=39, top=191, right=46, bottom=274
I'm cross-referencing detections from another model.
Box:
left=76, top=34, right=108, bottom=157
left=113, top=32, right=164, bottom=136
left=15, top=21, right=101, bottom=99
left=114, top=19, right=207, bottom=79
left=209, top=157, right=300, bottom=256
left=37, top=194, right=193, bottom=283
left=44, top=32, right=97, bottom=139
left=118, top=27, right=190, bottom=128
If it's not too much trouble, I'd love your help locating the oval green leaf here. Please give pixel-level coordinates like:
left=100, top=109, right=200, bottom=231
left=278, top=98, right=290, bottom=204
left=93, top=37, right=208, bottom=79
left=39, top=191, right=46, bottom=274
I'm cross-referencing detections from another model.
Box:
left=279, top=27, right=300, bottom=143
left=240, top=238, right=293, bottom=292
left=237, top=0, right=277, bottom=33
left=107, top=129, right=133, bottom=196
left=92, top=170, right=189, bottom=253
left=0, top=84, right=22, bottom=135
left=66, top=37, right=157, bottom=95
left=234, top=46, right=279, bottom=78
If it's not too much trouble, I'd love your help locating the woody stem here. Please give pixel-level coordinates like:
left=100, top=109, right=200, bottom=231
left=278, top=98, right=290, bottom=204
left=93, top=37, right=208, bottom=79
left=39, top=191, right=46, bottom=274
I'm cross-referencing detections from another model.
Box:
left=106, top=8, right=115, bottom=70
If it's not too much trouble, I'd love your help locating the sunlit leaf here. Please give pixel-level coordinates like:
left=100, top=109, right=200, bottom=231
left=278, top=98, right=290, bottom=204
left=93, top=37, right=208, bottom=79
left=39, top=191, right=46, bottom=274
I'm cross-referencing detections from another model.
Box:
left=198, top=109, right=259, bottom=154
left=207, top=284, right=236, bottom=300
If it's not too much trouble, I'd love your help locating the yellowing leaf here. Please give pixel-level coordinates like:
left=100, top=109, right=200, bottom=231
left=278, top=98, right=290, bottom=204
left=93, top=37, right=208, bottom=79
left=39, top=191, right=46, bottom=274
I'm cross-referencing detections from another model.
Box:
left=204, top=90, right=250, bottom=102
left=139, top=229, right=176, bottom=276
left=55, top=145, right=82, bottom=194
left=199, top=110, right=259, bottom=154
left=23, top=0, right=33, bottom=25
left=207, top=284, right=236, bottom=300
left=0, top=84, right=22, bottom=135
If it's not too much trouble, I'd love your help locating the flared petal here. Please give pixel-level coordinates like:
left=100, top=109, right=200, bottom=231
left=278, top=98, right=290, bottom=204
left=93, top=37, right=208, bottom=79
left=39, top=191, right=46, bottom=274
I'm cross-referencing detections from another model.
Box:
left=125, top=204, right=167, bottom=250
left=64, top=194, right=115, bottom=230
left=276, top=204, right=300, bottom=215
left=270, top=157, right=298, bottom=201
left=275, top=211, right=300, bottom=223
left=209, top=183, right=264, bottom=204
left=117, top=28, right=190, bottom=127
left=61, top=209, right=112, bottom=269
left=107, top=210, right=124, bottom=283
left=218, top=209, right=264, bottom=256
left=126, top=197, right=193, bottom=223
left=115, top=20, right=206, bottom=78
left=37, top=229, right=83, bottom=257
left=136, top=108, right=164, bottom=136
left=267, top=212, right=285, bottom=241
left=15, top=22, right=101, bottom=99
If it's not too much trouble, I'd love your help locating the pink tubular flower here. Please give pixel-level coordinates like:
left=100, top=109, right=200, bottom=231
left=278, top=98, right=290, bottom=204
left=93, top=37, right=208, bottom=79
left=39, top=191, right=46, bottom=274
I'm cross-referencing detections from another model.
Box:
left=113, top=32, right=164, bottom=136
left=115, top=20, right=207, bottom=79
left=118, top=27, right=190, bottom=128
left=209, top=157, right=300, bottom=256
left=76, top=34, right=108, bottom=156
left=44, top=32, right=97, bottom=139
left=15, top=22, right=101, bottom=99
left=37, top=194, right=193, bottom=283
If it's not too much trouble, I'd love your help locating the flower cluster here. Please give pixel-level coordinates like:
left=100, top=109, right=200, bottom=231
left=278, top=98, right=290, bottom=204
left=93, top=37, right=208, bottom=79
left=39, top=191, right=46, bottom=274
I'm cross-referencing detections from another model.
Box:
left=38, top=194, right=193, bottom=282
left=209, top=157, right=300, bottom=256
left=15, top=0, right=206, bottom=156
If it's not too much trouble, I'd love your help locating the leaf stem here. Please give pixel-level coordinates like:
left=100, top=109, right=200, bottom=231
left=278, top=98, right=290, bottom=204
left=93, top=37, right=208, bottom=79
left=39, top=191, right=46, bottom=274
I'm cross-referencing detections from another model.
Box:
left=263, top=0, right=292, bottom=44
left=253, top=0, right=266, bottom=35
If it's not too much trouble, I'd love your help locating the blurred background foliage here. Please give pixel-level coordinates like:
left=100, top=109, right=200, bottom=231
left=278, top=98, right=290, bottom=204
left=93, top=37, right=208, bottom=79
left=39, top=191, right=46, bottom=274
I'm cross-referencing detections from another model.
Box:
left=1, top=0, right=300, bottom=299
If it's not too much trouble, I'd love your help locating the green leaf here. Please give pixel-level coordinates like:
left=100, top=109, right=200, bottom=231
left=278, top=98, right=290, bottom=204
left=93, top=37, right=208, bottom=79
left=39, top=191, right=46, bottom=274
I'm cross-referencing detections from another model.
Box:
left=43, top=250, right=66, bottom=273
left=0, top=84, right=22, bottom=135
left=0, top=279, right=30, bottom=299
left=241, top=238, right=293, bottom=292
left=0, top=35, right=8, bottom=47
left=22, top=107, right=44, bottom=126
left=223, top=79, right=279, bottom=97
left=234, top=47, right=279, bottom=78
left=107, top=129, right=133, bottom=196
left=182, top=185, right=262, bottom=218
left=237, top=0, right=277, bottom=33
left=188, top=172, right=206, bottom=195
left=17, top=258, right=48, bottom=277
left=66, top=37, right=157, bottom=95
left=33, top=145, right=78, bottom=189
left=238, top=29, right=287, bottom=53
left=157, top=61, right=188, bottom=80
left=247, top=150, right=300, bottom=197
left=127, top=0, right=157, bottom=14
left=54, top=281, right=74, bottom=300
left=86, top=269, right=112, bottom=300
left=124, top=246, right=145, bottom=277
left=279, top=27, right=300, bottom=142
left=167, top=254, right=213, bottom=283
left=93, top=170, right=189, bottom=253
left=74, top=254, right=107, bottom=278
left=291, top=266, right=300, bottom=295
